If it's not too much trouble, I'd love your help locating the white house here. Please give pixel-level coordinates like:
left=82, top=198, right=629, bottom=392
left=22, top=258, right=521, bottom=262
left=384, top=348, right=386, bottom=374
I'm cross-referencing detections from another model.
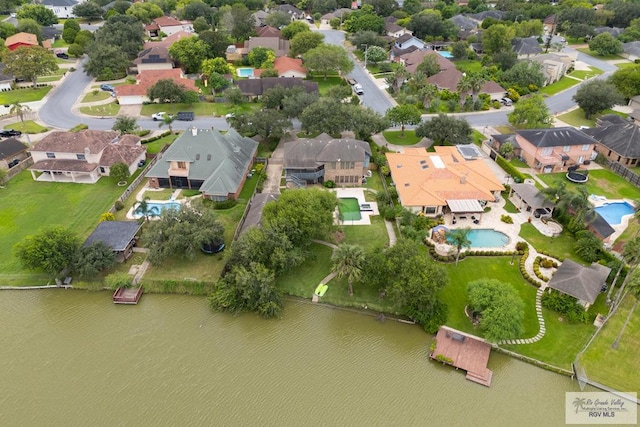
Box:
left=40, top=0, right=78, bottom=19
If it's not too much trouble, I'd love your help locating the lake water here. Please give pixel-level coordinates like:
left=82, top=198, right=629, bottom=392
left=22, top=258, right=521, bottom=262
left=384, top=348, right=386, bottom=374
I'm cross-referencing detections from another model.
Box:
left=0, top=290, right=590, bottom=425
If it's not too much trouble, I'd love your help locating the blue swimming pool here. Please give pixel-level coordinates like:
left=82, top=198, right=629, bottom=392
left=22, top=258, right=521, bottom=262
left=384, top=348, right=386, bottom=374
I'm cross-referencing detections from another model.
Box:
left=449, top=229, right=510, bottom=248
left=438, top=51, right=453, bottom=58
left=594, top=202, right=635, bottom=225
left=136, top=201, right=181, bottom=217
left=236, top=67, right=254, bottom=78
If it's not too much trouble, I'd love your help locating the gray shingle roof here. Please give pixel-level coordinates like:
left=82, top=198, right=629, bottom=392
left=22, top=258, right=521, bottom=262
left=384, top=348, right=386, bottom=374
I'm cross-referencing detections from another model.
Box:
left=623, top=41, right=640, bottom=57
left=511, top=37, right=542, bottom=56
left=548, top=259, right=610, bottom=305
left=510, top=183, right=554, bottom=209
left=449, top=15, right=477, bottom=31
left=41, top=0, right=77, bottom=6
left=0, top=137, right=28, bottom=160
left=584, top=122, right=640, bottom=158
left=83, top=221, right=142, bottom=252
left=239, top=192, right=279, bottom=235
left=146, top=128, right=258, bottom=197
left=283, top=133, right=371, bottom=169
left=517, top=127, right=597, bottom=148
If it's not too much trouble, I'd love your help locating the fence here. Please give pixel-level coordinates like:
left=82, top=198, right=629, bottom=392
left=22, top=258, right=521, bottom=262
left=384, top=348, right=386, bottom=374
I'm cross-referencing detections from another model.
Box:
left=607, top=160, right=640, bottom=188
left=5, top=156, right=33, bottom=181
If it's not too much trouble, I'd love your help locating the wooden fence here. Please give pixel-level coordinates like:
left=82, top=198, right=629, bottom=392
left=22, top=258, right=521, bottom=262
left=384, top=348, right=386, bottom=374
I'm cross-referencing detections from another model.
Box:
left=607, top=160, right=640, bottom=188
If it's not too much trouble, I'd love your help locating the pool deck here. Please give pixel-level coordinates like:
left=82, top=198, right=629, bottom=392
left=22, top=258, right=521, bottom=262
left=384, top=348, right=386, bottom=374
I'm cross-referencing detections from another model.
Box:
left=332, top=188, right=379, bottom=225
left=126, top=186, right=185, bottom=220
left=588, top=196, right=637, bottom=243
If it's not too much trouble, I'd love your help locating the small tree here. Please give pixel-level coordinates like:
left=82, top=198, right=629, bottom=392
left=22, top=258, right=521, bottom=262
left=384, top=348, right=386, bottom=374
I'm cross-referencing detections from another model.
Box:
left=14, top=227, right=79, bottom=275
left=508, top=94, right=553, bottom=128
left=385, top=104, right=422, bottom=137
left=589, top=32, right=623, bottom=56
left=331, top=244, right=366, bottom=296
left=417, top=54, right=441, bottom=77
left=365, top=45, right=387, bottom=65
left=158, top=113, right=175, bottom=133
left=110, top=162, right=130, bottom=182
left=224, top=87, right=245, bottom=107
left=72, top=241, right=116, bottom=278
left=468, top=279, right=524, bottom=342
left=147, top=79, right=186, bottom=104
left=446, top=227, right=471, bottom=265
left=112, top=116, right=137, bottom=134
left=573, top=80, right=624, bottom=119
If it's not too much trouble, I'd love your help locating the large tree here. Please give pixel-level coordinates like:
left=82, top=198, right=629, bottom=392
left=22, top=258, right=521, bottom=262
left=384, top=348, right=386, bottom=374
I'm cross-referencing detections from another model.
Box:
left=73, top=1, right=105, bottom=22
left=303, top=44, right=354, bottom=79
left=573, top=80, right=625, bottom=119
left=300, top=98, right=348, bottom=135
left=415, top=114, right=473, bottom=146
left=417, top=54, right=441, bottom=77
left=1, top=46, right=57, bottom=88
left=17, top=18, right=43, bottom=42
left=219, top=3, right=255, bottom=42
left=408, top=10, right=457, bottom=41
left=281, top=20, right=310, bottom=40
left=290, top=31, right=325, bottom=57
left=92, top=15, right=145, bottom=59
left=146, top=203, right=225, bottom=264
left=125, top=2, right=164, bottom=24
left=72, top=241, right=116, bottom=278
left=14, top=227, right=79, bottom=275
left=508, top=94, right=553, bottom=128
left=265, top=10, right=291, bottom=28
left=84, top=43, right=130, bottom=80
left=589, top=32, right=623, bottom=56
left=345, top=105, right=390, bottom=140
left=147, top=79, right=189, bottom=103
left=501, top=60, right=546, bottom=90
left=17, top=4, right=58, bottom=26
left=231, top=109, right=292, bottom=141
left=112, top=116, right=138, bottom=134
left=169, top=37, right=208, bottom=74
left=610, top=65, right=640, bottom=99
left=332, top=244, right=366, bottom=296
left=482, top=23, right=516, bottom=54
left=198, top=30, right=231, bottom=58
left=385, top=104, right=422, bottom=137
left=467, top=279, right=524, bottom=342
left=247, top=46, right=275, bottom=68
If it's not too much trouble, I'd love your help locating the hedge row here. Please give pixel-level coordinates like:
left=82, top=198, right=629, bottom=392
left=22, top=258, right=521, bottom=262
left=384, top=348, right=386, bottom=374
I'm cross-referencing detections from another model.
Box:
left=424, top=239, right=516, bottom=262
left=519, top=246, right=543, bottom=288
left=536, top=249, right=564, bottom=262
left=496, top=154, right=527, bottom=183
left=142, top=130, right=172, bottom=144
left=533, top=256, right=550, bottom=282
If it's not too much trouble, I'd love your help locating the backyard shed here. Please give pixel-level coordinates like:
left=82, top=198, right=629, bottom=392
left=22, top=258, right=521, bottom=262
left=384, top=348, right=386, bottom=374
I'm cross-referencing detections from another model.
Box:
left=547, top=259, right=611, bottom=308
left=83, top=221, right=142, bottom=261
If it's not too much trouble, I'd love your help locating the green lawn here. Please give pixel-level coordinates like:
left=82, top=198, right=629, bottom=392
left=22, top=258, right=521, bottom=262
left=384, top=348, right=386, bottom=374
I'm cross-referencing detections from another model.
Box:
left=79, top=102, right=121, bottom=117
left=0, top=86, right=52, bottom=104
left=454, top=59, right=483, bottom=74
left=382, top=130, right=421, bottom=145
left=509, top=158, right=529, bottom=168
left=277, top=243, right=334, bottom=298
left=140, top=102, right=259, bottom=117
left=576, top=47, right=624, bottom=60
left=81, top=91, right=111, bottom=103
left=4, top=120, right=47, bottom=134
left=579, top=295, right=640, bottom=394
left=503, top=196, right=520, bottom=213
left=311, top=76, right=346, bottom=95
left=472, top=130, right=485, bottom=146
left=538, top=77, right=580, bottom=96
left=0, top=171, right=133, bottom=280
left=519, top=222, right=579, bottom=262
left=536, top=169, right=640, bottom=200
left=557, top=108, right=627, bottom=128
left=142, top=132, right=179, bottom=154
left=568, top=66, right=603, bottom=80
left=494, top=125, right=515, bottom=134
left=52, top=38, right=70, bottom=48
left=340, top=216, right=389, bottom=251
left=615, top=62, right=637, bottom=70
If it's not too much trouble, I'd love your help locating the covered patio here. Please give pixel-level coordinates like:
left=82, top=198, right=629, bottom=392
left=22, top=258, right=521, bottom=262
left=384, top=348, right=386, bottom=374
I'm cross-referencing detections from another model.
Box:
left=447, top=199, right=484, bottom=224
left=84, top=221, right=142, bottom=262
left=30, top=159, right=100, bottom=184
left=509, top=183, right=555, bottom=218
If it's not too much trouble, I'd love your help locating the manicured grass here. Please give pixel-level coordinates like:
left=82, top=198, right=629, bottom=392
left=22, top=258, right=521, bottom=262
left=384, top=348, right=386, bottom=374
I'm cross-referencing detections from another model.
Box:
left=363, top=170, right=384, bottom=194
left=341, top=216, right=389, bottom=251
left=142, top=189, right=174, bottom=200
left=503, top=196, right=520, bottom=213
left=140, top=102, right=259, bottom=117
left=472, top=130, right=485, bottom=146
left=576, top=47, right=624, bottom=60
left=557, top=108, right=627, bottom=128
left=81, top=91, right=111, bottom=103
left=579, top=294, right=640, bottom=393
left=277, top=243, right=334, bottom=297
left=538, top=77, right=580, bottom=96
left=79, top=102, right=121, bottom=117
left=0, top=170, right=134, bottom=277
left=509, top=157, right=529, bottom=168
left=454, top=59, right=483, bottom=74
left=39, top=76, right=63, bottom=83
left=568, top=66, right=603, bottom=79
left=382, top=130, right=421, bottom=145
left=52, top=39, right=70, bottom=48
left=0, top=86, right=52, bottom=104
left=615, top=62, right=636, bottom=70
left=4, top=120, right=48, bottom=134
left=519, top=223, right=579, bottom=262
left=311, top=76, right=346, bottom=95
left=142, top=132, right=179, bottom=154
left=494, top=125, right=515, bottom=134
left=536, top=169, right=640, bottom=200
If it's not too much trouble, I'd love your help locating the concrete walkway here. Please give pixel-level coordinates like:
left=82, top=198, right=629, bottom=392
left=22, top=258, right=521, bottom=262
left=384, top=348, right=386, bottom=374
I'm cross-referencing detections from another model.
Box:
left=385, top=220, right=397, bottom=246
left=499, top=288, right=546, bottom=345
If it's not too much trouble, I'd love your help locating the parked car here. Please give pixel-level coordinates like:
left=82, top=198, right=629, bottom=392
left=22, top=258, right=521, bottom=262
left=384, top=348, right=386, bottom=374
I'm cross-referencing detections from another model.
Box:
left=100, top=84, right=115, bottom=92
left=176, top=111, right=195, bottom=121
left=7, top=158, right=19, bottom=168
left=347, top=78, right=357, bottom=86
left=56, top=53, right=69, bottom=59
left=151, top=112, right=173, bottom=121
left=354, top=84, right=364, bottom=95
left=0, top=129, right=22, bottom=137
left=138, top=160, right=146, bottom=168
left=500, top=97, right=513, bottom=106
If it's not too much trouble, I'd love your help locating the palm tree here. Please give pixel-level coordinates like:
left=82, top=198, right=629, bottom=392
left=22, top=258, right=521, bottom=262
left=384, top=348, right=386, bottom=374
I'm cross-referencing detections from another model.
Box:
left=10, top=102, right=32, bottom=145
left=419, top=84, right=438, bottom=111
left=456, top=74, right=473, bottom=109
left=611, top=237, right=640, bottom=310
left=135, top=197, right=151, bottom=222
left=468, top=72, right=486, bottom=105
left=385, top=65, right=409, bottom=94
left=331, top=244, right=365, bottom=296
left=611, top=268, right=640, bottom=349
left=158, top=114, right=175, bottom=134
left=446, top=227, right=472, bottom=266
left=406, top=70, right=427, bottom=94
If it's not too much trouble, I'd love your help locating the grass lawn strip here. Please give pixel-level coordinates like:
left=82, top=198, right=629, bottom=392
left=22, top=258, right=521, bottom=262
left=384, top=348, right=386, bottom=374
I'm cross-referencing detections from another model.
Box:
left=140, top=102, right=260, bottom=117
left=568, top=66, right=603, bottom=80
left=79, top=102, right=120, bottom=117
left=81, top=91, right=111, bottom=103
left=4, top=120, right=47, bottom=133
left=382, top=130, right=421, bottom=145
left=142, top=133, right=179, bottom=154
left=519, top=223, right=580, bottom=262
left=0, top=87, right=52, bottom=104
left=536, top=170, right=640, bottom=200
left=538, top=77, right=580, bottom=96
left=576, top=48, right=624, bottom=60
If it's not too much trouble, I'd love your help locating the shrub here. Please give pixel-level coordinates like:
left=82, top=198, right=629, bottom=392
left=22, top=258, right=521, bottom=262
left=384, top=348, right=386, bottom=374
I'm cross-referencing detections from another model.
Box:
left=540, top=258, right=555, bottom=269
left=541, top=290, right=589, bottom=323
left=324, top=180, right=335, bottom=188
left=435, top=354, right=453, bottom=364
left=69, top=123, right=89, bottom=132
left=515, top=241, right=528, bottom=252
left=105, top=272, right=132, bottom=290
left=495, top=154, right=527, bottom=183
left=501, top=214, right=513, bottom=224
left=211, top=199, right=237, bottom=209
left=135, top=129, right=151, bottom=137
left=114, top=200, right=124, bottom=211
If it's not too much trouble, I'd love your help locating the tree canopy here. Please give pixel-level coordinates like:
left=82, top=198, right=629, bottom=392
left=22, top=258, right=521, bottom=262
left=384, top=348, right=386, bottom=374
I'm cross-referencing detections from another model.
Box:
left=14, top=227, right=79, bottom=275
left=1, top=46, right=57, bottom=87
left=573, top=80, right=625, bottom=119
left=508, top=94, right=553, bottom=128
left=17, top=4, right=58, bottom=26
left=169, top=37, right=208, bottom=74
left=73, top=241, right=116, bottom=278
left=588, top=32, right=623, bottom=56
left=290, top=31, right=325, bottom=57
left=303, top=44, right=353, bottom=79
left=385, top=104, right=422, bottom=136
left=147, top=79, right=192, bottom=103
left=415, top=114, right=473, bottom=145
left=467, top=279, right=524, bottom=342
left=610, top=65, right=640, bottom=99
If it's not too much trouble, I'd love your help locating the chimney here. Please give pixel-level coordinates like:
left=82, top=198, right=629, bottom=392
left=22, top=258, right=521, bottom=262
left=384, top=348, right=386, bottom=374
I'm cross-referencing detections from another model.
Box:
left=460, top=174, right=467, bottom=184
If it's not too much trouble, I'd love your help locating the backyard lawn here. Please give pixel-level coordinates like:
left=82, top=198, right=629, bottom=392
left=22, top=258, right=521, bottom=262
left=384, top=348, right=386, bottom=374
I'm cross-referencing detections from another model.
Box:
left=277, top=243, right=334, bottom=298
left=140, top=102, right=259, bottom=117
left=0, top=170, right=131, bottom=281
left=340, top=216, right=389, bottom=250
left=79, top=102, right=121, bottom=117
left=579, top=295, right=640, bottom=394
left=454, top=59, right=483, bottom=74
left=0, top=86, right=52, bottom=104
left=4, top=120, right=48, bottom=133
left=576, top=48, right=624, bottom=60
left=382, top=130, right=421, bottom=145
left=557, top=109, right=627, bottom=128
left=519, top=223, right=579, bottom=262
left=142, top=132, right=179, bottom=154
left=538, top=77, right=580, bottom=96
left=509, top=158, right=529, bottom=168
left=311, top=76, right=347, bottom=95
left=537, top=169, right=640, bottom=200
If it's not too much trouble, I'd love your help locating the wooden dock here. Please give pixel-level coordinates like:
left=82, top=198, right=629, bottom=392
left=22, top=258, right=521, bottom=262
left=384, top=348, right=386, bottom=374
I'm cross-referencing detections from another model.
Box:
left=430, top=326, right=493, bottom=387
left=113, top=286, right=143, bottom=304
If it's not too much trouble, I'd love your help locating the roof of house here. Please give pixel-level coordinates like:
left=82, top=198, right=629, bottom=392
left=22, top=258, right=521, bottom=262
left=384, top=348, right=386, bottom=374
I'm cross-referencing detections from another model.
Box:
left=236, top=77, right=318, bottom=96
left=133, top=46, right=171, bottom=65
left=449, top=15, right=478, bottom=31
left=277, top=4, right=302, bottom=14
left=386, top=22, right=404, bottom=34
left=4, top=32, right=38, bottom=48
left=401, top=49, right=456, bottom=74
left=511, top=183, right=555, bottom=209
left=481, top=80, right=506, bottom=94
left=245, top=37, right=290, bottom=57
left=597, top=114, right=629, bottom=126
left=593, top=27, right=624, bottom=37
left=154, top=16, right=183, bottom=27
left=385, top=146, right=504, bottom=208
left=469, top=10, right=505, bottom=21
left=284, top=133, right=371, bottom=169
left=115, top=68, right=197, bottom=97
left=321, top=8, right=351, bottom=20
left=144, top=30, right=194, bottom=49
left=256, top=26, right=282, bottom=38
left=516, top=127, right=597, bottom=148
left=0, top=137, right=29, bottom=160
left=623, top=41, right=640, bottom=57
left=548, top=259, right=611, bottom=305
left=255, top=56, right=306, bottom=76
left=100, top=143, right=146, bottom=168
left=83, top=221, right=142, bottom=252
left=253, top=10, right=268, bottom=26
left=512, top=37, right=542, bottom=56
left=491, top=133, right=520, bottom=149
left=584, top=122, right=640, bottom=158
left=30, top=159, right=99, bottom=173
left=146, top=128, right=258, bottom=197
left=239, top=192, right=279, bottom=234
left=544, top=15, right=557, bottom=25
left=41, top=0, right=77, bottom=6
left=31, top=130, right=141, bottom=155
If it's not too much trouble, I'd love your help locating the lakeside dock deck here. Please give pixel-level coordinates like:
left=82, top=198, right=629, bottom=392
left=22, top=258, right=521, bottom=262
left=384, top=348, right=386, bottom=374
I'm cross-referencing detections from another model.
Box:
left=113, top=286, right=143, bottom=304
left=430, top=326, right=493, bottom=387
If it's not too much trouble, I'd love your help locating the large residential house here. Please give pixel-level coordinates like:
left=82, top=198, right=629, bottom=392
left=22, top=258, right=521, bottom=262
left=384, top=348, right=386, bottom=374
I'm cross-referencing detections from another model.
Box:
left=4, top=32, right=38, bottom=51
left=245, top=37, right=290, bottom=57
left=254, top=56, right=306, bottom=78
left=511, top=37, right=543, bottom=59
left=28, top=130, right=145, bottom=183
left=283, top=133, right=371, bottom=186
left=386, top=146, right=504, bottom=216
left=583, top=115, right=640, bottom=167
left=530, top=53, right=575, bottom=85
left=41, top=0, right=77, bottom=18
left=236, top=77, right=318, bottom=99
left=321, top=8, right=352, bottom=25
left=146, top=128, right=258, bottom=201
left=390, top=34, right=427, bottom=59
left=145, top=16, right=193, bottom=38
left=132, top=46, right=173, bottom=74
left=491, top=128, right=598, bottom=173
left=114, top=68, right=197, bottom=105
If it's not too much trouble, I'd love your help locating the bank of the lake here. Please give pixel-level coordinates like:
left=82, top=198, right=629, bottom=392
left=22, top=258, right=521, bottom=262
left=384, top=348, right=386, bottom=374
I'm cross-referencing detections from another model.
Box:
left=0, top=289, right=591, bottom=426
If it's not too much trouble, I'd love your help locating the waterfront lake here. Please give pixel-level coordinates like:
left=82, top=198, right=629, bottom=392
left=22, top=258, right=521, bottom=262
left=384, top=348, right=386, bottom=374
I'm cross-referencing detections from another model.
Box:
left=0, top=290, right=589, bottom=426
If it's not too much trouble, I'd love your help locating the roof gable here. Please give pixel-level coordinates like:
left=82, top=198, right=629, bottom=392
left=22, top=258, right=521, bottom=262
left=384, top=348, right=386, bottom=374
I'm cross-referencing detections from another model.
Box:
left=584, top=122, right=640, bottom=158
left=5, top=32, right=38, bottom=47
left=512, top=37, right=542, bottom=55
left=31, top=130, right=140, bottom=154
left=283, top=134, right=371, bottom=168
left=517, top=127, right=597, bottom=148
left=548, top=260, right=611, bottom=304
left=0, top=138, right=29, bottom=160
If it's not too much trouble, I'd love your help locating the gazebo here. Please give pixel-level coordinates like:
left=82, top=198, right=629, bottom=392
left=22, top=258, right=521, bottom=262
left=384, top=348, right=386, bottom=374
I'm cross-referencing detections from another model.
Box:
left=509, top=183, right=555, bottom=217
left=547, top=260, right=611, bottom=308
left=83, top=221, right=142, bottom=262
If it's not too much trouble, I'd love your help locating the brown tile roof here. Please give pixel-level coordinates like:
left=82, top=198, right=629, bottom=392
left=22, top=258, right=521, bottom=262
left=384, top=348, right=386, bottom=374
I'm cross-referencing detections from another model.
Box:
left=31, top=130, right=127, bottom=154
left=115, top=68, right=197, bottom=97
left=245, top=37, right=290, bottom=57
left=256, top=26, right=282, bottom=38
left=402, top=49, right=456, bottom=74
left=100, top=143, right=145, bottom=167
left=427, top=69, right=464, bottom=91
left=143, top=31, right=194, bottom=49
left=5, top=32, right=38, bottom=48
left=386, top=147, right=503, bottom=208
left=481, top=80, right=505, bottom=94
left=154, top=16, right=183, bottom=27
left=31, top=159, right=99, bottom=172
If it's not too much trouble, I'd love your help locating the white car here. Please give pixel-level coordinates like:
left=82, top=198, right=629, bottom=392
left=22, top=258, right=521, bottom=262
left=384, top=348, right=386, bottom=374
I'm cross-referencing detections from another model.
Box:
left=152, top=112, right=172, bottom=121
left=354, top=84, right=364, bottom=95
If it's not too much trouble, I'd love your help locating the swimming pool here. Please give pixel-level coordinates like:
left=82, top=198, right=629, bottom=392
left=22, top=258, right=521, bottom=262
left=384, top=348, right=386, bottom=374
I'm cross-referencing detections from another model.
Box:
left=438, top=51, right=453, bottom=58
left=236, top=67, right=254, bottom=78
left=448, top=229, right=510, bottom=248
left=136, top=201, right=181, bottom=217
left=594, top=202, right=635, bottom=225
left=338, top=198, right=362, bottom=221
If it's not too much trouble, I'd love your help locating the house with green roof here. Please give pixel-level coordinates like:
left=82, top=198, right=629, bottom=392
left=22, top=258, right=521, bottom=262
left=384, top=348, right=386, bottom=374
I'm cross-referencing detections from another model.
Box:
left=146, top=127, right=258, bottom=201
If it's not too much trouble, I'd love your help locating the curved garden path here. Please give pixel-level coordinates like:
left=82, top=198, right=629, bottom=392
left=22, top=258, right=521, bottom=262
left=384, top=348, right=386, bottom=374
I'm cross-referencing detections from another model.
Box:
left=499, top=287, right=546, bottom=345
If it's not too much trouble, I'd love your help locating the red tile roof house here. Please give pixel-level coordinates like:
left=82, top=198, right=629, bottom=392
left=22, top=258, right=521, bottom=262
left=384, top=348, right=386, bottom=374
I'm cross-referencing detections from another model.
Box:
left=114, top=68, right=197, bottom=105
left=143, top=30, right=194, bottom=49
left=28, top=130, right=146, bottom=183
left=145, top=16, right=193, bottom=38
left=254, top=56, right=307, bottom=78
left=4, top=32, right=39, bottom=51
